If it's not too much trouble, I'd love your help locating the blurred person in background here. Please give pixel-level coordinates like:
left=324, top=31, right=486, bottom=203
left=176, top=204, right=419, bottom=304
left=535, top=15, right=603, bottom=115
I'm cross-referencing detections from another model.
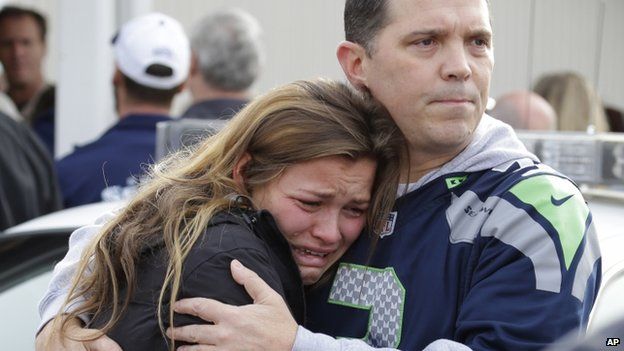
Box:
left=0, top=5, right=55, bottom=153
left=533, top=71, right=609, bottom=133
left=181, top=8, right=263, bottom=120
left=55, top=13, right=190, bottom=208
left=490, top=90, right=557, bottom=131
left=0, top=111, right=61, bottom=231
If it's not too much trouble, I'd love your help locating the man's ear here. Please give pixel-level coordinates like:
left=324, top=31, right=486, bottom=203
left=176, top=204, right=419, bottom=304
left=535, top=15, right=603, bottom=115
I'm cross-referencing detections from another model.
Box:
left=190, top=51, right=200, bottom=76
left=178, top=52, right=198, bottom=93
left=233, top=152, right=252, bottom=191
left=336, top=41, right=369, bottom=91
left=175, top=79, right=187, bottom=94
left=112, top=67, right=123, bottom=86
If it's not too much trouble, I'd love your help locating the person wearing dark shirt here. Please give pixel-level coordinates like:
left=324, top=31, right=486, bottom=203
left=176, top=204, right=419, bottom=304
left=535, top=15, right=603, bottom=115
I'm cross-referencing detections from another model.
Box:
left=0, top=111, right=61, bottom=230
left=55, top=13, right=191, bottom=208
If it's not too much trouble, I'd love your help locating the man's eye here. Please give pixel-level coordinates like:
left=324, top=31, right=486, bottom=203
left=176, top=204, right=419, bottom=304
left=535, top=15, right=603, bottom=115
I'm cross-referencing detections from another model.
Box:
left=472, top=38, right=490, bottom=47
left=417, top=39, right=435, bottom=46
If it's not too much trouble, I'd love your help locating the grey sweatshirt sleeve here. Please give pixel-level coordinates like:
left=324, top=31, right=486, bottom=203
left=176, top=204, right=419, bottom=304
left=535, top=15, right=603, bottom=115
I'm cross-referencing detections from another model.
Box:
left=292, top=327, right=472, bottom=351
left=36, top=210, right=117, bottom=333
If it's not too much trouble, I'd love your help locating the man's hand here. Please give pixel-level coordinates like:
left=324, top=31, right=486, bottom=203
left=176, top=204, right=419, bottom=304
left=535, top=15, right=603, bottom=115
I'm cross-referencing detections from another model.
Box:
left=35, top=316, right=122, bottom=351
left=166, top=259, right=298, bottom=351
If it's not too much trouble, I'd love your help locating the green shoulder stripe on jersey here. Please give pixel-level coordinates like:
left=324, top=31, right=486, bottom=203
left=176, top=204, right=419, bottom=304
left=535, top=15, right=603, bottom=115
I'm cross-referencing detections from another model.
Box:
left=445, top=175, right=467, bottom=189
left=509, top=175, right=589, bottom=269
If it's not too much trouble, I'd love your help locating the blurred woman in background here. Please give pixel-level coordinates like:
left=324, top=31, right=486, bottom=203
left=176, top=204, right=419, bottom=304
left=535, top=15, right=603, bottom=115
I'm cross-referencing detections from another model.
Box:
left=534, top=71, right=609, bottom=133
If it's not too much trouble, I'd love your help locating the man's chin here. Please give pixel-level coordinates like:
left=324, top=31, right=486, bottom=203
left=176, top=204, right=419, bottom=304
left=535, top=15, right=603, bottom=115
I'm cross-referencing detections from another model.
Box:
left=7, top=76, right=33, bottom=87
left=423, top=128, right=475, bottom=156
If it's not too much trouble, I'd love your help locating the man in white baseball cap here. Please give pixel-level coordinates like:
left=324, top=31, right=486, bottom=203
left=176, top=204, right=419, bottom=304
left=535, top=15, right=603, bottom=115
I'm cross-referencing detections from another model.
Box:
left=55, top=13, right=190, bottom=208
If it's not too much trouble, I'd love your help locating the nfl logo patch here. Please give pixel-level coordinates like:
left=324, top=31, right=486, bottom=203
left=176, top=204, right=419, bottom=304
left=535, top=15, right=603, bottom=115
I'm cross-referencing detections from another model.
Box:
left=380, top=211, right=397, bottom=238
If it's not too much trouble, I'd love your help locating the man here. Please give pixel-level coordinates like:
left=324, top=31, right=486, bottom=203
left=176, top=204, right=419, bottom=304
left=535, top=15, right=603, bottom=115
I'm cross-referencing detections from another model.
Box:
left=490, top=90, right=557, bottom=130
left=181, top=8, right=262, bottom=120
left=0, top=111, right=61, bottom=230
left=36, top=1, right=601, bottom=350
left=0, top=6, right=55, bottom=153
left=55, top=13, right=190, bottom=208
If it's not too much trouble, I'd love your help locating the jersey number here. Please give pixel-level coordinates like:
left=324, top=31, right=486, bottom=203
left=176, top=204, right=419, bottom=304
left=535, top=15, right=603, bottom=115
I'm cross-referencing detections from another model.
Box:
left=328, top=263, right=405, bottom=348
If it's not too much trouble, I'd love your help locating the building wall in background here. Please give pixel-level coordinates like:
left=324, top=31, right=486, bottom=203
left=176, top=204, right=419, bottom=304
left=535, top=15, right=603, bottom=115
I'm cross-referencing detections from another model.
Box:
left=0, top=0, right=622, bottom=154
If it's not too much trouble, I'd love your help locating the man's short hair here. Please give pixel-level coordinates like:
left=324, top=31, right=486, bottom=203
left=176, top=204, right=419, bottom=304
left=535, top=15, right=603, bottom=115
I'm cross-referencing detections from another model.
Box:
left=0, top=5, right=47, bottom=41
left=344, top=0, right=389, bottom=55
left=190, top=9, right=263, bottom=91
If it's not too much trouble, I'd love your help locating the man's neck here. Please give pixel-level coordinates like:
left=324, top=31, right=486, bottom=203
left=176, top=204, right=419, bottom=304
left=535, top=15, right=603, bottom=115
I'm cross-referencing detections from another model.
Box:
left=117, top=103, right=170, bottom=119
left=403, top=141, right=471, bottom=184
left=189, top=78, right=248, bottom=103
left=9, top=79, right=45, bottom=109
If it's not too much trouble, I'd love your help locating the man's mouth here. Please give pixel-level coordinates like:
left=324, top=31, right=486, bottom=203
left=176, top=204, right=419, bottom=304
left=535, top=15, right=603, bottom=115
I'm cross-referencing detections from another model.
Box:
left=432, top=98, right=473, bottom=104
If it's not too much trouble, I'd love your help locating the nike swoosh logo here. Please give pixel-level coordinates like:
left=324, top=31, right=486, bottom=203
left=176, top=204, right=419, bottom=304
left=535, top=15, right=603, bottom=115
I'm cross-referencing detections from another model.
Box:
left=551, top=194, right=574, bottom=206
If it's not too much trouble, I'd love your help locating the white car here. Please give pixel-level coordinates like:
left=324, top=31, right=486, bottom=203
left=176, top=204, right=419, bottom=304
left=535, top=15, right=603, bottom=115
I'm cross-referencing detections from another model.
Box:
left=0, top=201, right=125, bottom=350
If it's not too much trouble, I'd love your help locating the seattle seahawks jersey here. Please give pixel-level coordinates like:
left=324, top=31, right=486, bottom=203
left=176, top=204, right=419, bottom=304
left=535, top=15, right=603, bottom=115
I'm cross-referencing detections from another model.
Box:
left=306, top=158, right=601, bottom=351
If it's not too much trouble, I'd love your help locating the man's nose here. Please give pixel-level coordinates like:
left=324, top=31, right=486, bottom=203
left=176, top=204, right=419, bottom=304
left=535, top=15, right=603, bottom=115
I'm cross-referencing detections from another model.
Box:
left=441, top=43, right=472, bottom=81
left=11, top=42, right=25, bottom=58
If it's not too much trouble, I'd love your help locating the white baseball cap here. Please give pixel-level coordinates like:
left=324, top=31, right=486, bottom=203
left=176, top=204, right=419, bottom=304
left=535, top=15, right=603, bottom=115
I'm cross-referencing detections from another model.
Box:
left=113, top=13, right=190, bottom=89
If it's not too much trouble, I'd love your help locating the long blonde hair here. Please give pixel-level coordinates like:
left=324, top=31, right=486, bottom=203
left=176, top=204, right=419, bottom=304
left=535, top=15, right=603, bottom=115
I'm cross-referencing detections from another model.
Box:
left=533, top=71, right=608, bottom=132
left=54, top=79, right=404, bottom=348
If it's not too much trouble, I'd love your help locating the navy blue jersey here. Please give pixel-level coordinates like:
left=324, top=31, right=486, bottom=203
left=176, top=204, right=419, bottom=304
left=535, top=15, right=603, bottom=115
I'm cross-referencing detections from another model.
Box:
left=56, top=114, right=171, bottom=208
left=306, top=159, right=601, bottom=351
